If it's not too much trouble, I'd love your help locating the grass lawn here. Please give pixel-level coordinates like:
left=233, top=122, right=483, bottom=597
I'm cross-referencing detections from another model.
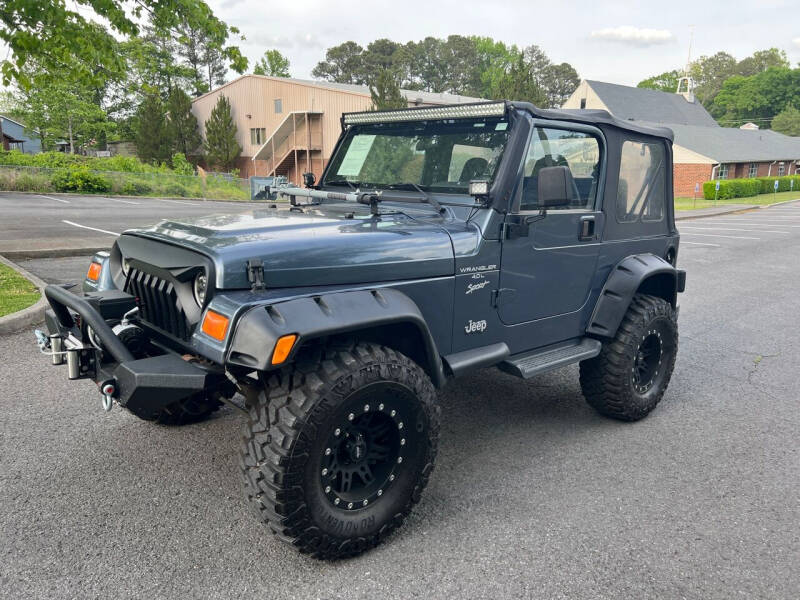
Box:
left=0, top=262, right=40, bottom=318
left=675, top=190, right=800, bottom=211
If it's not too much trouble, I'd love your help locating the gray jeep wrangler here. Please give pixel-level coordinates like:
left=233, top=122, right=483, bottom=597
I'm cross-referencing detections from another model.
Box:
left=36, top=101, right=685, bottom=559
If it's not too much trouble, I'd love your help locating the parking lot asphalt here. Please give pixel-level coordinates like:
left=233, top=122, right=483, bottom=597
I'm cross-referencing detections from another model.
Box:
left=0, top=192, right=265, bottom=257
left=2, top=201, right=800, bottom=599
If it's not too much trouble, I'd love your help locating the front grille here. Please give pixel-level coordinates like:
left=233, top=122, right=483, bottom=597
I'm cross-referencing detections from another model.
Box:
left=126, top=268, right=191, bottom=340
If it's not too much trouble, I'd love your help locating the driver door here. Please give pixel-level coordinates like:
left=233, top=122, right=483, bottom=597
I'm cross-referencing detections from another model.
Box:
left=498, top=124, right=604, bottom=333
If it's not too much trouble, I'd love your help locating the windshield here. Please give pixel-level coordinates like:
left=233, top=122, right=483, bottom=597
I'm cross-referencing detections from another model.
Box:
left=323, top=117, right=511, bottom=195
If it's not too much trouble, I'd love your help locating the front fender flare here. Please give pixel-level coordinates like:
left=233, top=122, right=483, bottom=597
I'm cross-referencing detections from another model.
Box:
left=226, top=288, right=445, bottom=387
left=586, top=254, right=685, bottom=338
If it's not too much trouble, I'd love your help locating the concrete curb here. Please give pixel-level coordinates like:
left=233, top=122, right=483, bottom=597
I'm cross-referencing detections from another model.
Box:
left=0, top=254, right=49, bottom=335
left=675, top=206, right=759, bottom=221
left=1, top=247, right=108, bottom=261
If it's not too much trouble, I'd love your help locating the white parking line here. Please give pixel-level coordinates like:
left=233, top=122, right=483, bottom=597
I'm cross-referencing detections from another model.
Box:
left=37, top=194, right=70, bottom=204
left=161, top=199, right=200, bottom=206
left=107, top=198, right=140, bottom=205
left=698, top=221, right=800, bottom=228
left=682, top=241, right=722, bottom=247
left=680, top=232, right=760, bottom=240
left=62, top=220, right=120, bottom=236
left=680, top=226, right=789, bottom=234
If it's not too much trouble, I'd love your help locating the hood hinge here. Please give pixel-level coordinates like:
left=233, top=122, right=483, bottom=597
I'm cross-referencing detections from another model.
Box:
left=247, top=259, right=265, bottom=291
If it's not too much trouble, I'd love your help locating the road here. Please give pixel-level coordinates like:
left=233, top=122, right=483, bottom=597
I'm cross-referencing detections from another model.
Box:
left=0, top=192, right=265, bottom=257
left=2, top=200, right=800, bottom=598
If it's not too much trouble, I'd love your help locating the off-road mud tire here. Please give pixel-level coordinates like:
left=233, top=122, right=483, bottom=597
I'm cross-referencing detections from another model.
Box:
left=580, top=294, right=678, bottom=421
left=240, top=340, right=440, bottom=559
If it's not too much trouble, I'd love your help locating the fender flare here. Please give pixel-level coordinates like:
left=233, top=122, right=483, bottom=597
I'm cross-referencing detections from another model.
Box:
left=226, top=288, right=446, bottom=387
left=586, top=253, right=686, bottom=338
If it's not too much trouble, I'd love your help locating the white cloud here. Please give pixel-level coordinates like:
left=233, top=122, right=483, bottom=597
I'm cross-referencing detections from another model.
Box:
left=590, top=26, right=674, bottom=46
left=793, top=37, right=800, bottom=48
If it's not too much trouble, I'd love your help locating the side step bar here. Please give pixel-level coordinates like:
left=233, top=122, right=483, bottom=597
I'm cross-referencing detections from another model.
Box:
left=498, top=338, right=602, bottom=379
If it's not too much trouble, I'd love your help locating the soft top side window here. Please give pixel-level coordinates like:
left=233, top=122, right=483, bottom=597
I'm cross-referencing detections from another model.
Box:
left=520, top=127, right=601, bottom=211
left=617, top=140, right=666, bottom=223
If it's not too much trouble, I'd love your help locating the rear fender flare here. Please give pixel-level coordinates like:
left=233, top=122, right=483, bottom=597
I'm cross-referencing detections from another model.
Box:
left=587, top=253, right=685, bottom=338
left=226, top=288, right=446, bottom=387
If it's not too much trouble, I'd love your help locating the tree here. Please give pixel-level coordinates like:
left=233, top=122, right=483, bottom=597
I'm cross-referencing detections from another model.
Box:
left=637, top=70, right=683, bottom=93
left=165, top=88, right=202, bottom=157
left=690, top=51, right=737, bottom=107
left=712, top=67, right=800, bottom=128
left=203, top=95, right=241, bottom=171
left=736, top=48, right=789, bottom=77
left=253, top=50, right=291, bottom=77
left=135, top=92, right=170, bottom=164
left=11, top=63, right=111, bottom=152
left=772, top=104, right=800, bottom=136
left=0, top=0, right=247, bottom=89
left=312, top=41, right=365, bottom=84
left=369, top=70, right=407, bottom=110
left=542, top=62, right=580, bottom=107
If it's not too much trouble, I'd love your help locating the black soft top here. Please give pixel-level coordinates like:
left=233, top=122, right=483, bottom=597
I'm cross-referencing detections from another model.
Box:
left=511, top=101, right=674, bottom=141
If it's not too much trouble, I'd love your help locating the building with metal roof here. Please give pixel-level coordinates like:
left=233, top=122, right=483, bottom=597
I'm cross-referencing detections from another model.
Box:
left=0, top=115, right=41, bottom=154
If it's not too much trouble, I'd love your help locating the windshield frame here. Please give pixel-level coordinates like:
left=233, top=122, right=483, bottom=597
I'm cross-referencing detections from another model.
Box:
left=321, top=116, right=513, bottom=200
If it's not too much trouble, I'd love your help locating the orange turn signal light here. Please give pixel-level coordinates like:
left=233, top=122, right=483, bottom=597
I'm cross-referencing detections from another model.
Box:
left=201, top=310, right=230, bottom=341
left=87, top=261, right=102, bottom=282
left=271, top=334, right=297, bottom=365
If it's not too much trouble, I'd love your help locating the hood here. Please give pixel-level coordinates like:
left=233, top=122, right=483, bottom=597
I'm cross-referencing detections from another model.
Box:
left=127, top=206, right=458, bottom=289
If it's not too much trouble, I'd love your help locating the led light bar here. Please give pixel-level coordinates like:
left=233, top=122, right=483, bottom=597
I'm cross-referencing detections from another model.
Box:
left=343, top=102, right=507, bottom=126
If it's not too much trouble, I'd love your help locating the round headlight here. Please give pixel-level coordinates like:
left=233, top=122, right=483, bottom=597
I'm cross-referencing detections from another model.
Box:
left=121, top=258, right=130, bottom=276
left=193, top=272, right=208, bottom=305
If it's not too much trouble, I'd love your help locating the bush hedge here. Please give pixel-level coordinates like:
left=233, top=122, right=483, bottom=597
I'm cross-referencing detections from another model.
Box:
left=703, top=175, right=800, bottom=200
left=52, top=167, right=112, bottom=193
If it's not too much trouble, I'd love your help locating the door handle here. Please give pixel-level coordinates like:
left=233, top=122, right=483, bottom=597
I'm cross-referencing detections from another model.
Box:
left=579, top=216, right=595, bottom=241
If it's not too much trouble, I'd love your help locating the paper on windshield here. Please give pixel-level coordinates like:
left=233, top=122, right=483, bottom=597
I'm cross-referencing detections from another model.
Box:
left=337, top=135, right=376, bottom=176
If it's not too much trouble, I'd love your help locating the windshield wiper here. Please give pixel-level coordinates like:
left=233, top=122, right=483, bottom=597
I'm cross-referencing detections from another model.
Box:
left=385, top=182, right=444, bottom=214
left=325, top=180, right=359, bottom=190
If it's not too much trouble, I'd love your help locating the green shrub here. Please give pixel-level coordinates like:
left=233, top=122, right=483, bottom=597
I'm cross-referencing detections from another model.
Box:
left=171, top=153, right=194, bottom=176
left=52, top=167, right=112, bottom=193
left=162, top=182, right=188, bottom=197
left=120, top=181, right=153, bottom=195
left=702, top=178, right=761, bottom=200
left=754, top=175, right=800, bottom=194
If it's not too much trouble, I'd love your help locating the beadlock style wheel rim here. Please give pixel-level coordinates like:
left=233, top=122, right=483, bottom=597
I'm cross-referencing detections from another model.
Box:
left=632, top=329, right=663, bottom=394
left=321, top=386, right=416, bottom=511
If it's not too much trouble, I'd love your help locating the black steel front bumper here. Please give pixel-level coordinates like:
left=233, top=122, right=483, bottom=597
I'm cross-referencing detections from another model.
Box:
left=39, top=285, right=219, bottom=414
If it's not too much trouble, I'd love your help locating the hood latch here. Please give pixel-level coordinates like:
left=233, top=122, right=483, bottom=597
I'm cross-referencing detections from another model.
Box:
left=247, top=259, right=265, bottom=291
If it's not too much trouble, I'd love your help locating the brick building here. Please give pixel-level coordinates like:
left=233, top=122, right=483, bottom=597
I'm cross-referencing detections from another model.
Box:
left=563, top=80, right=800, bottom=196
left=191, top=75, right=482, bottom=181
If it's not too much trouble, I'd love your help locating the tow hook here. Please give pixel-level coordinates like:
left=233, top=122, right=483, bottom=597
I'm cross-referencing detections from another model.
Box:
left=99, top=380, right=116, bottom=412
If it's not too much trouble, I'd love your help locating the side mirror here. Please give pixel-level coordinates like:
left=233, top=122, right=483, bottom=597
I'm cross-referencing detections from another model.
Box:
left=537, top=166, right=575, bottom=209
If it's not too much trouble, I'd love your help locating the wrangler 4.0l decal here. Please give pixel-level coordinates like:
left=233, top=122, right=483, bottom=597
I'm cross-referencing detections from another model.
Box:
left=459, top=264, right=497, bottom=274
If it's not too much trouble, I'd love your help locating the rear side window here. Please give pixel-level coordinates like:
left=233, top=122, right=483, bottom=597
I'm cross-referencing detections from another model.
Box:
left=617, top=141, right=665, bottom=223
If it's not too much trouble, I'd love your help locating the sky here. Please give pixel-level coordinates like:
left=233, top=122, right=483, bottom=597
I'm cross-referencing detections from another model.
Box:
left=209, top=0, right=800, bottom=86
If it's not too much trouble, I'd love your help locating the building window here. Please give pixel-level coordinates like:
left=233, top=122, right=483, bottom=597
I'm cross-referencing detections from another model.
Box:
left=274, top=99, right=282, bottom=114
left=748, top=162, right=758, bottom=178
left=778, top=162, right=785, bottom=176
left=718, top=164, right=729, bottom=179
left=250, top=128, right=266, bottom=145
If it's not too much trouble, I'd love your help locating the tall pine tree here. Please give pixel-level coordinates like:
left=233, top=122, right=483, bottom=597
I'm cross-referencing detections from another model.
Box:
left=135, top=92, right=170, bottom=164
left=203, top=95, right=241, bottom=171
left=166, top=87, right=202, bottom=158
